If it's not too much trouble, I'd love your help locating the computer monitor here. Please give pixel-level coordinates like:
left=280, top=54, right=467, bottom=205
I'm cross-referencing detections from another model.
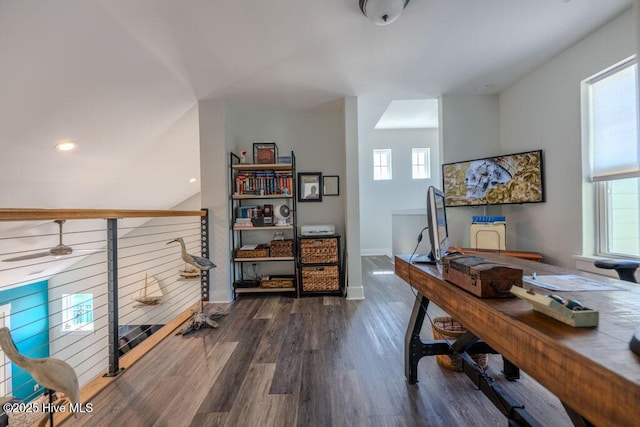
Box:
left=427, top=186, right=450, bottom=262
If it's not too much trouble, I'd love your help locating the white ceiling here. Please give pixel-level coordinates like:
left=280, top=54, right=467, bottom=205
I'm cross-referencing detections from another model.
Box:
left=0, top=0, right=633, bottom=212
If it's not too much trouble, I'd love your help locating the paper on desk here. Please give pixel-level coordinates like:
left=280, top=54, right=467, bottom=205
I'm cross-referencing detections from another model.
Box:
left=523, top=274, right=623, bottom=292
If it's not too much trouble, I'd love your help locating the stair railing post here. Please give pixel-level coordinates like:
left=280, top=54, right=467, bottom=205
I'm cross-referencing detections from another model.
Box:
left=104, top=218, right=124, bottom=377
left=200, top=209, right=210, bottom=310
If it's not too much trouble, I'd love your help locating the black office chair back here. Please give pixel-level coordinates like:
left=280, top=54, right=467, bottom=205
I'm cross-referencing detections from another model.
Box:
left=593, top=259, right=639, bottom=283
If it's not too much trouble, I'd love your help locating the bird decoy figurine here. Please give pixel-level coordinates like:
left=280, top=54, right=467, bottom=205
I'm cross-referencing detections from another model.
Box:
left=0, top=327, right=80, bottom=416
left=167, top=237, right=216, bottom=270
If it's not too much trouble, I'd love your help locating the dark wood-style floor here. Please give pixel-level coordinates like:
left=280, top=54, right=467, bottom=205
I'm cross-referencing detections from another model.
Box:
left=65, top=256, right=571, bottom=427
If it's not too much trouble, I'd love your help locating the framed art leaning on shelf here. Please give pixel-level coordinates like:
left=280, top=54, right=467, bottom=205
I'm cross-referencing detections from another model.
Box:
left=253, top=142, right=278, bottom=164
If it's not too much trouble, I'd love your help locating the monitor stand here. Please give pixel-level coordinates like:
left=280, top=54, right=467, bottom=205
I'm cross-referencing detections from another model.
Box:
left=631, top=329, right=640, bottom=356
left=412, top=251, right=436, bottom=265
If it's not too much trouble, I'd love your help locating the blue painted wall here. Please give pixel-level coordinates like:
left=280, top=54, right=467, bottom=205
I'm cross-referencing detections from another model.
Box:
left=0, top=280, right=49, bottom=401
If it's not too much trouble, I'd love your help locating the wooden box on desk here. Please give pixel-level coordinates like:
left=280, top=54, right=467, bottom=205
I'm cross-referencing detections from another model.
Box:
left=442, top=254, right=522, bottom=298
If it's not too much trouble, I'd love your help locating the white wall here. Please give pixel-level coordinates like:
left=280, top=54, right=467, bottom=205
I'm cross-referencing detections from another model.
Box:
left=499, top=9, right=636, bottom=267
left=199, top=100, right=348, bottom=298
left=225, top=101, right=346, bottom=233
left=346, top=97, right=364, bottom=299
left=440, top=94, right=502, bottom=248
left=199, top=100, right=233, bottom=302
left=359, top=128, right=440, bottom=255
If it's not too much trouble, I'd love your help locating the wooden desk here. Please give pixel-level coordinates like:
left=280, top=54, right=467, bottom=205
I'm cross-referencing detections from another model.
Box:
left=458, top=247, right=543, bottom=262
left=395, top=253, right=640, bottom=427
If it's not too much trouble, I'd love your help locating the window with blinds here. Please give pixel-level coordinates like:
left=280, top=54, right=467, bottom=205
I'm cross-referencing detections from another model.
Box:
left=584, top=57, right=639, bottom=257
left=587, top=59, right=639, bottom=181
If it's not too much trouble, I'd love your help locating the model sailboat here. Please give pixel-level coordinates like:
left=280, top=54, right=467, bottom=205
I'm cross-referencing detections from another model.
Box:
left=133, top=273, right=163, bottom=306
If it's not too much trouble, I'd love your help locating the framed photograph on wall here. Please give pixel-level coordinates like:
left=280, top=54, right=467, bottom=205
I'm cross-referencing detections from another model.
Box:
left=298, top=172, right=323, bottom=202
left=253, top=142, right=278, bottom=164
left=323, top=175, right=339, bottom=196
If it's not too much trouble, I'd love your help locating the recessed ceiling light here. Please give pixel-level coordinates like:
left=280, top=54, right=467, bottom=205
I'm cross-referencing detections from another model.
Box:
left=189, top=177, right=197, bottom=183
left=476, top=84, right=496, bottom=94
left=55, top=140, right=77, bottom=151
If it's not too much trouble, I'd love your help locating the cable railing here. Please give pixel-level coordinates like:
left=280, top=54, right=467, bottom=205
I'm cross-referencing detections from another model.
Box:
left=0, top=208, right=207, bottom=426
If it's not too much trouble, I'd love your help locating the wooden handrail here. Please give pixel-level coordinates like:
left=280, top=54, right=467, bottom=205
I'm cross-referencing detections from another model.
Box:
left=0, top=208, right=205, bottom=221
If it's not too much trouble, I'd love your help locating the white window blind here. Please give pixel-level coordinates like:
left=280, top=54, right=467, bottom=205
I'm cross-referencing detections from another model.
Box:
left=587, top=60, right=639, bottom=181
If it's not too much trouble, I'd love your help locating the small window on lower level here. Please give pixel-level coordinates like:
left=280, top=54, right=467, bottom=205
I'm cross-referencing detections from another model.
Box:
left=62, top=293, right=94, bottom=332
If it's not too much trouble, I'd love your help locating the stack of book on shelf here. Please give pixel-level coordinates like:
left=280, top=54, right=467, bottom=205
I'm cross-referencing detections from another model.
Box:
left=234, top=171, right=293, bottom=196
left=234, top=218, right=253, bottom=228
left=237, top=205, right=259, bottom=218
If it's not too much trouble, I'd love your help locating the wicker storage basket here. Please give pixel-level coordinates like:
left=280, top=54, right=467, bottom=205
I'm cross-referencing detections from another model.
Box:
left=431, top=317, right=488, bottom=372
left=235, top=247, right=269, bottom=258
left=300, top=238, right=338, bottom=264
left=301, top=265, right=339, bottom=291
left=261, top=275, right=295, bottom=289
left=270, top=239, right=293, bottom=257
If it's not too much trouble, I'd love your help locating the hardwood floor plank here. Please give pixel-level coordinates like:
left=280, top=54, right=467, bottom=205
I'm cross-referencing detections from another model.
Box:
left=152, top=341, right=238, bottom=427
left=253, top=297, right=292, bottom=364
left=253, top=295, right=282, bottom=319
left=323, top=296, right=342, bottom=306
left=224, top=363, right=276, bottom=426
left=258, top=393, right=298, bottom=427
left=299, top=298, right=323, bottom=351
left=189, top=412, right=227, bottom=426
left=320, top=304, right=354, bottom=370
left=296, top=350, right=332, bottom=427
left=195, top=318, right=269, bottom=413
left=269, top=312, right=305, bottom=394
left=329, top=369, right=368, bottom=426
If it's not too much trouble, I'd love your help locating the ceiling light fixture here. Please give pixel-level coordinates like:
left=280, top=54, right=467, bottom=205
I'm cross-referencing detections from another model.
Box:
left=359, top=0, right=410, bottom=26
left=55, top=140, right=77, bottom=152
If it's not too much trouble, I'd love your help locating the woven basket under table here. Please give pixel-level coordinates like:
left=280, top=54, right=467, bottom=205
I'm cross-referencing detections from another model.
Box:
left=431, top=317, right=488, bottom=372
